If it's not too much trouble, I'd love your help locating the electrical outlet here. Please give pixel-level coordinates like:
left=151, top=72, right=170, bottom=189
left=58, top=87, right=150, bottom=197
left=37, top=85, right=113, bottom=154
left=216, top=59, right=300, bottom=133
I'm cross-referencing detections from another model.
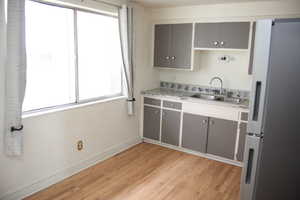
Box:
left=218, top=55, right=232, bottom=63
left=77, top=140, right=83, bottom=151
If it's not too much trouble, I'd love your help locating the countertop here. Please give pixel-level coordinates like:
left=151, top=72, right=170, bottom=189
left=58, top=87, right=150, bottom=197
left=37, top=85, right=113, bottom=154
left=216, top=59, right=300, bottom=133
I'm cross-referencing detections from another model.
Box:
left=142, top=88, right=249, bottom=110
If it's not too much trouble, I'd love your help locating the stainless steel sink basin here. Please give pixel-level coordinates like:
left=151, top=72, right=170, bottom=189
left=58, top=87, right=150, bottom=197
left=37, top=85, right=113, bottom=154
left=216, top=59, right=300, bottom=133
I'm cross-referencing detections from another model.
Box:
left=190, top=93, right=225, bottom=101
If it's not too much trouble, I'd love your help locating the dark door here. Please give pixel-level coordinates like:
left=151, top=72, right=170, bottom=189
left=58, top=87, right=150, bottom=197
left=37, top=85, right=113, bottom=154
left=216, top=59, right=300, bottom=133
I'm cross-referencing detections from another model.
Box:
left=207, top=117, right=238, bottom=159
left=254, top=19, right=300, bottom=200
left=143, top=106, right=161, bottom=141
left=170, top=23, right=193, bottom=68
left=182, top=113, right=208, bottom=153
left=161, top=109, right=181, bottom=146
left=154, top=24, right=171, bottom=67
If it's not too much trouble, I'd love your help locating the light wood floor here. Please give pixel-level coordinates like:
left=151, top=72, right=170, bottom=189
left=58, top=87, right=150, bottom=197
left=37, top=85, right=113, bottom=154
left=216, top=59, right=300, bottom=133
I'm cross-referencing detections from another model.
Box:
left=25, top=143, right=242, bottom=200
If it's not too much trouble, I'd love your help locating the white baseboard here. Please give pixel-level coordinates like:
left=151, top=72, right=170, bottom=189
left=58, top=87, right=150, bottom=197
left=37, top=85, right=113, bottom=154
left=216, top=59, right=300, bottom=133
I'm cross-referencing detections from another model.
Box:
left=0, top=137, right=142, bottom=200
left=143, top=138, right=243, bottom=167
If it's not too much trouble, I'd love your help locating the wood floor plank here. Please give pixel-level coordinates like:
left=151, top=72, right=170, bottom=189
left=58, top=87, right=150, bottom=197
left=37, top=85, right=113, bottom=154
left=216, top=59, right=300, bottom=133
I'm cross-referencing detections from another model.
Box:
left=25, top=143, right=241, bottom=200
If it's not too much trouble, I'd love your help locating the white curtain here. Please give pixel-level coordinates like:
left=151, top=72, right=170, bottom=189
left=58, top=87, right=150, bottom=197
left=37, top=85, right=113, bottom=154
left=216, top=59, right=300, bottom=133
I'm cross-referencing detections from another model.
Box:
left=118, top=5, right=135, bottom=116
left=2, top=0, right=27, bottom=157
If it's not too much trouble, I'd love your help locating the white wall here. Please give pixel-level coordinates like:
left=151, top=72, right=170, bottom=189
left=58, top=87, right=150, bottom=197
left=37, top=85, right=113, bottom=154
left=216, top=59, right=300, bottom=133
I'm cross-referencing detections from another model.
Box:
left=159, top=51, right=252, bottom=90
left=0, top=2, right=158, bottom=199
left=149, top=0, right=300, bottom=91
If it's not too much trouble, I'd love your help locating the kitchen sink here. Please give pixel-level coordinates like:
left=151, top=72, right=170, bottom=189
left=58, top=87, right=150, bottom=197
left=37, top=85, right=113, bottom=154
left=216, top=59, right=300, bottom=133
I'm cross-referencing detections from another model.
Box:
left=189, top=93, right=248, bottom=107
left=190, top=93, right=225, bottom=101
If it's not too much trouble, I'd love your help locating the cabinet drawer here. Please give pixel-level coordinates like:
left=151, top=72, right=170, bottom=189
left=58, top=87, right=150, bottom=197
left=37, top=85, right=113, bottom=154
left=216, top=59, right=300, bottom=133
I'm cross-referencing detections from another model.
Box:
left=241, top=112, right=249, bottom=121
left=144, top=97, right=161, bottom=106
left=163, top=101, right=182, bottom=110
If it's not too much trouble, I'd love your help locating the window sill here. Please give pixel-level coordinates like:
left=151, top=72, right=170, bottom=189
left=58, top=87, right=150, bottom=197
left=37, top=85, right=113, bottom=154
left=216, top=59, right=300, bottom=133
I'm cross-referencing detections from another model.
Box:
left=22, top=95, right=127, bottom=119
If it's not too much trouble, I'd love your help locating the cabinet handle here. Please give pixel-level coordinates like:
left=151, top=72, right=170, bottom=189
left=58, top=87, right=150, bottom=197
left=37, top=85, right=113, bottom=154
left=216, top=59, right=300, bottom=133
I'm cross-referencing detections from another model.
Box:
left=213, top=41, right=219, bottom=46
left=165, top=56, right=170, bottom=60
left=210, top=120, right=214, bottom=125
left=202, top=119, right=207, bottom=124
left=171, top=56, right=176, bottom=60
left=220, top=41, right=225, bottom=46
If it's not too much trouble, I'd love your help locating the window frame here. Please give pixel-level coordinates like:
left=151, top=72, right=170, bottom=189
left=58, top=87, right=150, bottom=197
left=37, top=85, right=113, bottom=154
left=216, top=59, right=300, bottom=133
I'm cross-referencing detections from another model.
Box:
left=23, top=0, right=124, bottom=115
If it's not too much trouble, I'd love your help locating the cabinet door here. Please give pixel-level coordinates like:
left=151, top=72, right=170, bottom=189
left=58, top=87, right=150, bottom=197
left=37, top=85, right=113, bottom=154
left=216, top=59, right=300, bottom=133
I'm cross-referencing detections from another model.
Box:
left=219, top=22, right=250, bottom=49
left=143, top=106, right=161, bottom=140
left=237, top=122, right=247, bottom=161
left=194, top=23, right=220, bottom=48
left=154, top=24, right=171, bottom=67
left=182, top=113, right=208, bottom=153
left=170, top=23, right=193, bottom=68
left=207, top=118, right=238, bottom=159
left=161, top=109, right=181, bottom=146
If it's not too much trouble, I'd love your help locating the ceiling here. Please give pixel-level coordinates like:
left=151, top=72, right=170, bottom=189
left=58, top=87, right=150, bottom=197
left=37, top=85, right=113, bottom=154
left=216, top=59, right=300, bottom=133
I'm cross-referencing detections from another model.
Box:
left=131, top=0, right=282, bottom=8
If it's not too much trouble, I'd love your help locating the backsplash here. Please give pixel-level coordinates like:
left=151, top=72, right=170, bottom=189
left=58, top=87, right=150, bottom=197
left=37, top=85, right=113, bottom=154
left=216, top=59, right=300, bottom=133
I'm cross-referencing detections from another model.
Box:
left=160, top=81, right=250, bottom=99
left=159, top=51, right=253, bottom=91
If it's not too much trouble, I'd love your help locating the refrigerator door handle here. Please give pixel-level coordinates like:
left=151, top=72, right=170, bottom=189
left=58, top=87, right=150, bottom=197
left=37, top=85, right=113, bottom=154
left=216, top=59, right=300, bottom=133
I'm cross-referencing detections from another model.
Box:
left=245, top=148, right=254, bottom=184
left=240, top=135, right=261, bottom=200
left=252, top=81, right=262, bottom=121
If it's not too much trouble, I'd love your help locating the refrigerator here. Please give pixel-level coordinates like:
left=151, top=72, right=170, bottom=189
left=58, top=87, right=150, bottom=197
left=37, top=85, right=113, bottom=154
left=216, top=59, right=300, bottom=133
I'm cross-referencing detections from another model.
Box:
left=240, top=19, right=300, bottom=200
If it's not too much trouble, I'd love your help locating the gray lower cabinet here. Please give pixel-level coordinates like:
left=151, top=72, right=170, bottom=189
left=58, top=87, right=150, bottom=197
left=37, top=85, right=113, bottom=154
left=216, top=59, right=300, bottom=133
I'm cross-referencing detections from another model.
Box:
left=154, top=23, right=193, bottom=69
left=237, top=122, right=248, bottom=161
left=143, top=101, right=241, bottom=162
left=182, top=113, right=208, bottom=153
left=143, top=106, right=161, bottom=141
left=161, top=109, right=181, bottom=146
left=207, top=118, right=238, bottom=159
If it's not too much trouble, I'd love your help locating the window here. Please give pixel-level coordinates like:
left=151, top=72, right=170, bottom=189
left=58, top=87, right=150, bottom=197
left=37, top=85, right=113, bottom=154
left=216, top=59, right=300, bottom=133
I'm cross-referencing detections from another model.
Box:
left=23, top=1, right=123, bottom=112
left=77, top=11, right=123, bottom=101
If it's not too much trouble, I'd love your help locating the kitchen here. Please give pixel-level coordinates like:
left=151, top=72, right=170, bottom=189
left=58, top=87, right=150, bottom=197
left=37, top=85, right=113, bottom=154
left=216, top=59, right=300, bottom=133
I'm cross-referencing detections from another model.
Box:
left=1, top=0, right=300, bottom=200
left=140, top=4, right=300, bottom=199
left=141, top=16, right=254, bottom=166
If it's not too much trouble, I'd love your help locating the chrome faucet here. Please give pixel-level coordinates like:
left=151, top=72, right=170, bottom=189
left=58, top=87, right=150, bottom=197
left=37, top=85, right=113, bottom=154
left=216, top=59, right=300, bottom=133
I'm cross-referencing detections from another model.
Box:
left=209, top=77, right=223, bottom=95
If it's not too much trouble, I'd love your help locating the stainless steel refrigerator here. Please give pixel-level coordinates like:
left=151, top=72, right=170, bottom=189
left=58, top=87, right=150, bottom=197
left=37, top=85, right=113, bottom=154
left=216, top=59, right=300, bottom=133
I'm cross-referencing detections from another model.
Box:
left=240, top=19, right=300, bottom=200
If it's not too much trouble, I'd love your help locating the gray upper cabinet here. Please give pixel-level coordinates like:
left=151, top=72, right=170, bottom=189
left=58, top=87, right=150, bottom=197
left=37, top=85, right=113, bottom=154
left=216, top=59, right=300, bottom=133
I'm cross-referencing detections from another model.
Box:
left=170, top=24, right=193, bottom=68
left=154, top=25, right=171, bottom=67
left=194, top=22, right=250, bottom=49
left=154, top=23, right=193, bottom=69
left=161, top=109, right=181, bottom=146
left=182, top=113, right=208, bottom=153
left=207, top=118, right=238, bottom=159
left=219, top=22, right=250, bottom=49
left=143, top=106, right=161, bottom=141
left=237, top=122, right=247, bottom=161
left=194, top=23, right=220, bottom=48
